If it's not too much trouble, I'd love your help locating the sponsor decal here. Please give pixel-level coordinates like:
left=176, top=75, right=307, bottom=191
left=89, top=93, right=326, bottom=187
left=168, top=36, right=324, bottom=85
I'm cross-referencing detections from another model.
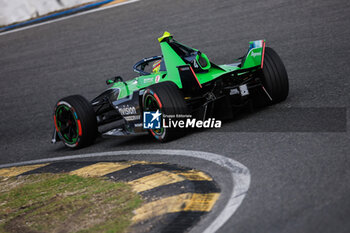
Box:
left=251, top=51, right=262, bottom=58
left=155, top=75, right=160, bottom=83
left=239, top=84, right=249, bottom=96
left=118, top=105, right=137, bottom=115
left=124, top=115, right=141, bottom=121
left=143, top=77, right=154, bottom=83
left=179, top=66, right=190, bottom=71
left=230, top=88, right=239, bottom=95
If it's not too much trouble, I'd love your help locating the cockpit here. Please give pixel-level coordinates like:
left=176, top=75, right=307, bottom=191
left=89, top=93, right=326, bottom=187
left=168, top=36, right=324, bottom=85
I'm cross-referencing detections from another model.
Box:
left=133, top=38, right=211, bottom=76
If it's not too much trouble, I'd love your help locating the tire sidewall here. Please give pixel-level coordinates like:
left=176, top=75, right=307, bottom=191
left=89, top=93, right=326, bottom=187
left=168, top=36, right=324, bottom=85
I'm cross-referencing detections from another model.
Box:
left=142, top=88, right=167, bottom=141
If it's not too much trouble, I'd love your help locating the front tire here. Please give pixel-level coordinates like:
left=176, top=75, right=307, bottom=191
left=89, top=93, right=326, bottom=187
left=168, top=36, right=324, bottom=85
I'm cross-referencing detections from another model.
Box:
left=54, top=95, right=97, bottom=149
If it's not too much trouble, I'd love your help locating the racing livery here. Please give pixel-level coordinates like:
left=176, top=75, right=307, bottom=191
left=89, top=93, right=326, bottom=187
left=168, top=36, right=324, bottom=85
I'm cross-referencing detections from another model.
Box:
left=52, top=32, right=289, bottom=148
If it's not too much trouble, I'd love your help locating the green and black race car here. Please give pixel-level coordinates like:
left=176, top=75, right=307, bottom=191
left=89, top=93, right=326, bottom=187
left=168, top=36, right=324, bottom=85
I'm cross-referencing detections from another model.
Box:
left=52, top=32, right=289, bottom=148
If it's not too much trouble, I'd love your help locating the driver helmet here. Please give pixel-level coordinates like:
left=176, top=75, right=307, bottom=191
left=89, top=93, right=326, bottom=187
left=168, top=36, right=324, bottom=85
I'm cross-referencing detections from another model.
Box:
left=152, top=59, right=162, bottom=73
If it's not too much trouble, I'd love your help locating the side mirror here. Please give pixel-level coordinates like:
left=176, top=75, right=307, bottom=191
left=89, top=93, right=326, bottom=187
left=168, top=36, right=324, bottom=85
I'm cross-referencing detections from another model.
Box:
left=196, top=52, right=211, bottom=70
left=106, top=79, right=114, bottom=85
left=106, top=76, right=124, bottom=85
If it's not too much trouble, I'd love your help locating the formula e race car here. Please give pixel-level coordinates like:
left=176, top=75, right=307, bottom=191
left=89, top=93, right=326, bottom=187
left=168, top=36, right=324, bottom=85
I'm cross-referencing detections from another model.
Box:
left=52, top=32, right=289, bottom=148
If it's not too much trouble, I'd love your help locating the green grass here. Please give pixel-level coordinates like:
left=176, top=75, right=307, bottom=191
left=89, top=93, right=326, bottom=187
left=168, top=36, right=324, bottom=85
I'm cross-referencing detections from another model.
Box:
left=0, top=174, right=142, bottom=233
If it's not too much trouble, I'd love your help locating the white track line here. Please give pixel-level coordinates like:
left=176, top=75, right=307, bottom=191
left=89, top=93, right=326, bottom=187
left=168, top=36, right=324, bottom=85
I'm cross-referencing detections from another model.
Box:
left=0, top=0, right=140, bottom=36
left=0, top=149, right=250, bottom=233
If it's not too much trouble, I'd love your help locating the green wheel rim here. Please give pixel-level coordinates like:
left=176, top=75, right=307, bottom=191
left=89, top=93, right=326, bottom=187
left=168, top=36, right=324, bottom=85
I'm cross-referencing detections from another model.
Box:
left=55, top=105, right=79, bottom=144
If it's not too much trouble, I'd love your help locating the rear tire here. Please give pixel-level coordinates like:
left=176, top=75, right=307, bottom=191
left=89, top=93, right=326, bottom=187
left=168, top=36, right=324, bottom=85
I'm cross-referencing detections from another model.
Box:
left=142, top=81, right=188, bottom=142
left=54, top=95, right=97, bottom=149
left=255, top=47, right=289, bottom=106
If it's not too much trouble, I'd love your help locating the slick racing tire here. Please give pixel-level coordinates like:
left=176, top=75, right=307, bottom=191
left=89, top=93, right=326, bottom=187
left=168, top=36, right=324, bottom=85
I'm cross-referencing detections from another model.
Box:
left=256, top=47, right=289, bottom=106
left=142, top=81, right=188, bottom=142
left=54, top=95, right=97, bottom=149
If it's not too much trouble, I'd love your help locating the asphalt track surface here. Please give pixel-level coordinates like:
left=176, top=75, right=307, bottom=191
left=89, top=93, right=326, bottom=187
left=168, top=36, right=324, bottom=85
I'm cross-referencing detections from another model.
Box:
left=0, top=0, right=350, bottom=232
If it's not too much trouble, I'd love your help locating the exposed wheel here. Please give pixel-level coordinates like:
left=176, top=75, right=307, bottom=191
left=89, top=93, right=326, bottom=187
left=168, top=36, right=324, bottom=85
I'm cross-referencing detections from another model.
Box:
left=142, top=81, right=188, bottom=142
left=256, top=47, right=289, bottom=106
left=54, top=95, right=97, bottom=148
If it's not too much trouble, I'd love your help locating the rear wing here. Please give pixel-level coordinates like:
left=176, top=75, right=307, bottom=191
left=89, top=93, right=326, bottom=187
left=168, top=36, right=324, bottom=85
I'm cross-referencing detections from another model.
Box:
left=241, top=40, right=266, bottom=69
